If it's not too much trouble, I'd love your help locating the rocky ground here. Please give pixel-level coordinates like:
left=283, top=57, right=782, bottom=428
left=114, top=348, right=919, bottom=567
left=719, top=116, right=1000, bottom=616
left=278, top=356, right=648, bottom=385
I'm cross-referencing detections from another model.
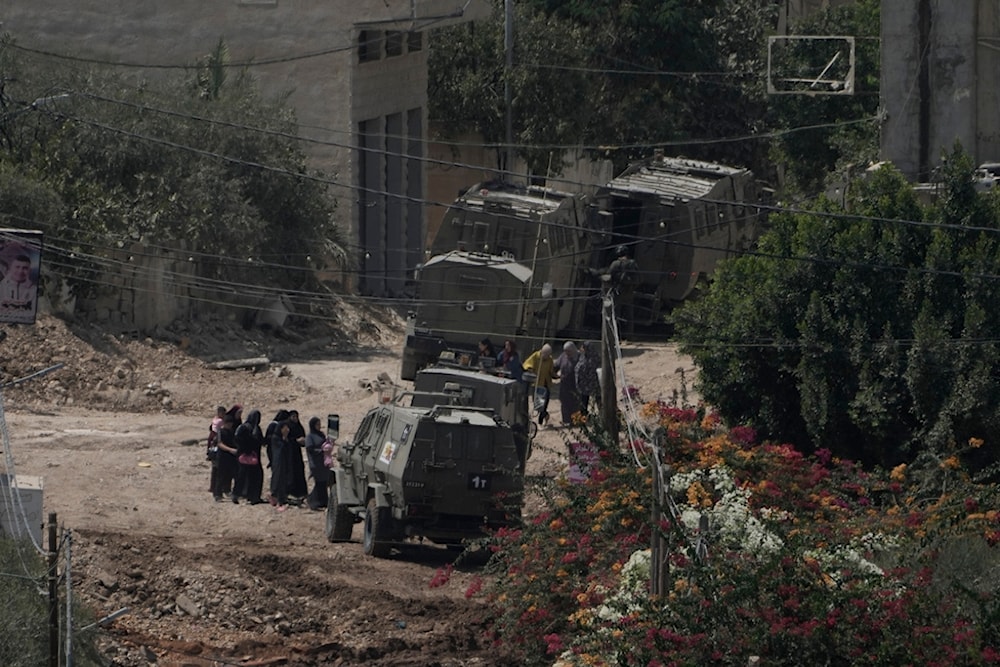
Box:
left=0, top=305, right=699, bottom=666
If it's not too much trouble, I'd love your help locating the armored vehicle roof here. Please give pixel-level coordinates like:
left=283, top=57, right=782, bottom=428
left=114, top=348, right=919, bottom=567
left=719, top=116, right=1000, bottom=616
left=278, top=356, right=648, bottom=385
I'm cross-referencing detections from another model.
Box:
left=431, top=409, right=499, bottom=426
left=606, top=156, right=750, bottom=201
left=421, top=251, right=533, bottom=283
left=417, top=366, right=521, bottom=387
left=389, top=402, right=503, bottom=427
left=456, top=181, right=577, bottom=218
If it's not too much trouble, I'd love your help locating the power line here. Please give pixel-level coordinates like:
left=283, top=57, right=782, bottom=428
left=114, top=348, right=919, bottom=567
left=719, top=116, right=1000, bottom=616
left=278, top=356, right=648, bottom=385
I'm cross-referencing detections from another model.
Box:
left=58, top=84, right=882, bottom=158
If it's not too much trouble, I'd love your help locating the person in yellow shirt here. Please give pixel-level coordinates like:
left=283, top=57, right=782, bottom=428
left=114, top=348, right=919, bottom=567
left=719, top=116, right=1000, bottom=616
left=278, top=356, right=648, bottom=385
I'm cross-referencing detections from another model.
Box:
left=522, top=343, right=557, bottom=425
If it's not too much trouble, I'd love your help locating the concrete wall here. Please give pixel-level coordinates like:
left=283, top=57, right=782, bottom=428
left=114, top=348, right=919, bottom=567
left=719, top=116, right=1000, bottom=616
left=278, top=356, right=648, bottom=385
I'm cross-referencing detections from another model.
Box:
left=1, top=0, right=487, bottom=297
left=71, top=241, right=196, bottom=331
left=881, top=0, right=1000, bottom=179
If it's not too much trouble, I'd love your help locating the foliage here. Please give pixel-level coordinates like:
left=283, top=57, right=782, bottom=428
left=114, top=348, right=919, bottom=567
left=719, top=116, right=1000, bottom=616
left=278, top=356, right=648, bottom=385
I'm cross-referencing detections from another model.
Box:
left=428, top=1, right=594, bottom=174
left=429, top=1, right=878, bottom=191
left=674, top=149, right=1000, bottom=466
left=428, top=0, right=769, bottom=176
left=767, top=0, right=882, bottom=195
left=0, top=536, right=102, bottom=666
left=0, top=34, right=346, bottom=298
left=473, top=397, right=1000, bottom=666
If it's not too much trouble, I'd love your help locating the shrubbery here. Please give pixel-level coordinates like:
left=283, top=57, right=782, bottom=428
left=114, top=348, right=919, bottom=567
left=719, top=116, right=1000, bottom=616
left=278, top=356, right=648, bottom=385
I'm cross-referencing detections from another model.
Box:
left=0, top=536, right=102, bottom=666
left=467, top=398, right=1000, bottom=666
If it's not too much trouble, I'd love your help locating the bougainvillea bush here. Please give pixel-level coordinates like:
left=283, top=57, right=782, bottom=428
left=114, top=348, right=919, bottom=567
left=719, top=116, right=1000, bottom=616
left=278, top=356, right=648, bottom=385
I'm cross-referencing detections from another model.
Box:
left=474, top=401, right=1000, bottom=666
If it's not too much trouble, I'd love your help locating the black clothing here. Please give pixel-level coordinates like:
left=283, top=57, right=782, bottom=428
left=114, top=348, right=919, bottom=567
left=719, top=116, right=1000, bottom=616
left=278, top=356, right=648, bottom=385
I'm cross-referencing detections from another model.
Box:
left=286, top=417, right=309, bottom=499
left=305, top=430, right=330, bottom=510
left=214, top=426, right=238, bottom=500
left=233, top=410, right=264, bottom=504
left=608, top=256, right=639, bottom=334
left=268, top=425, right=291, bottom=507
left=264, top=410, right=290, bottom=469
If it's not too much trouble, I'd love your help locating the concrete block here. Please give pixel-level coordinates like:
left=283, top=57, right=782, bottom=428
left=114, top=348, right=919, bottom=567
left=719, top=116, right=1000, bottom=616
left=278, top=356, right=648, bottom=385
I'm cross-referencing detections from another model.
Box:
left=0, top=474, right=44, bottom=546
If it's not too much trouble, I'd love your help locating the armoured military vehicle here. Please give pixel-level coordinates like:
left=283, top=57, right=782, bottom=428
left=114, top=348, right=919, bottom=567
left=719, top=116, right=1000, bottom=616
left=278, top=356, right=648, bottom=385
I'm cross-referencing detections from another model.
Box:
left=411, top=361, right=534, bottom=469
left=325, top=390, right=524, bottom=557
left=402, top=180, right=591, bottom=380
left=402, top=157, right=764, bottom=379
left=585, top=155, right=764, bottom=325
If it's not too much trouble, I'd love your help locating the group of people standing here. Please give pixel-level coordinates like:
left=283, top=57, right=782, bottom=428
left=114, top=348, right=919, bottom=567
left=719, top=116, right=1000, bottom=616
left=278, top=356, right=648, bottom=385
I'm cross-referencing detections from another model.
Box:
left=479, top=337, right=600, bottom=428
left=207, top=405, right=334, bottom=513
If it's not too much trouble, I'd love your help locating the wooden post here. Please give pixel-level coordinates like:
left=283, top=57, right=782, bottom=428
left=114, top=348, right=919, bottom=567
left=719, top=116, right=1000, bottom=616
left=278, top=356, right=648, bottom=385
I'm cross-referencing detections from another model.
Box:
left=651, top=461, right=663, bottom=598
left=651, top=450, right=671, bottom=600
left=47, top=512, right=58, bottom=667
left=600, top=288, right=618, bottom=438
left=65, top=529, right=73, bottom=667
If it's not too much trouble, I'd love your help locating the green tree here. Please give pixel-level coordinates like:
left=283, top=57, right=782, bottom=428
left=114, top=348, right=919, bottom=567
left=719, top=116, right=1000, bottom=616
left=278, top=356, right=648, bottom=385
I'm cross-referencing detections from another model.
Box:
left=675, top=147, right=1000, bottom=467
left=767, top=0, right=882, bottom=195
left=428, top=0, right=773, bottom=175
left=0, top=35, right=346, bottom=298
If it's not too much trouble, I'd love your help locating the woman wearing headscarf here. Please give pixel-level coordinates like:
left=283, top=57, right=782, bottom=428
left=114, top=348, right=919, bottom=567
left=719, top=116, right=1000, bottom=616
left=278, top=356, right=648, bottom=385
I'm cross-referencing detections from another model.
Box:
left=213, top=412, right=239, bottom=501
left=556, top=341, right=580, bottom=426
left=233, top=409, right=265, bottom=505
left=285, top=410, right=309, bottom=502
left=304, top=416, right=331, bottom=511
left=575, top=341, right=600, bottom=412
left=264, top=409, right=289, bottom=470
left=269, top=419, right=293, bottom=512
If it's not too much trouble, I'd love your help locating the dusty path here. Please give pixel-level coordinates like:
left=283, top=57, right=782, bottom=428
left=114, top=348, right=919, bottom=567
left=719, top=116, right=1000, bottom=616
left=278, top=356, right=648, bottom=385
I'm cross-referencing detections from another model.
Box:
left=2, top=325, right=698, bottom=666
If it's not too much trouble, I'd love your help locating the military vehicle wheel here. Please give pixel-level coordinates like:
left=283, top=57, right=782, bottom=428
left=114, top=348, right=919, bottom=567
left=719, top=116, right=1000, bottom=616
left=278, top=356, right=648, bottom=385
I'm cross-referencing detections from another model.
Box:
left=325, top=484, right=353, bottom=543
left=363, top=497, right=392, bottom=558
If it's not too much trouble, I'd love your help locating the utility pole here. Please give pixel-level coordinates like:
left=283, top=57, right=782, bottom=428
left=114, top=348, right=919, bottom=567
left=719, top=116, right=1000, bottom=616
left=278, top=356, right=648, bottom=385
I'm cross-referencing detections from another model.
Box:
left=650, top=451, right=671, bottom=599
left=65, top=529, right=73, bottom=667
left=503, top=0, right=514, bottom=179
left=47, top=512, right=58, bottom=667
left=600, top=283, right=618, bottom=437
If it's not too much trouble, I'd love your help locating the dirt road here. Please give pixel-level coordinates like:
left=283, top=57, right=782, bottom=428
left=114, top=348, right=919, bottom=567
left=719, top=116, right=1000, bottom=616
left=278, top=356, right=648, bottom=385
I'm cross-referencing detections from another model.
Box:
left=2, top=317, right=698, bottom=666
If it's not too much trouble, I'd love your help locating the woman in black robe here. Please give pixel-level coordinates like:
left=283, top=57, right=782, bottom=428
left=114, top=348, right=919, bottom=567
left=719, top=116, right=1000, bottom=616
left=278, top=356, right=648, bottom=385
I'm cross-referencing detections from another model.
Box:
left=305, top=416, right=330, bottom=510
left=285, top=410, right=309, bottom=502
left=268, top=420, right=292, bottom=511
left=233, top=410, right=265, bottom=505
left=213, top=412, right=240, bottom=501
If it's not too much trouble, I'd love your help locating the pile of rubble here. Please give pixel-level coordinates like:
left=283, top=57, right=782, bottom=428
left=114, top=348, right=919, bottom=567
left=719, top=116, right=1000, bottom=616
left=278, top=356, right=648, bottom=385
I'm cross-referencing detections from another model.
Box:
left=0, top=302, right=403, bottom=413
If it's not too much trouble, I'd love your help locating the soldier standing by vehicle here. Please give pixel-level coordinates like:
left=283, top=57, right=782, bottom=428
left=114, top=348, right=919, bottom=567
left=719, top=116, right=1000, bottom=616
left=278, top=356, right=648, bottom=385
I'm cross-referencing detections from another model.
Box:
left=608, top=245, right=639, bottom=337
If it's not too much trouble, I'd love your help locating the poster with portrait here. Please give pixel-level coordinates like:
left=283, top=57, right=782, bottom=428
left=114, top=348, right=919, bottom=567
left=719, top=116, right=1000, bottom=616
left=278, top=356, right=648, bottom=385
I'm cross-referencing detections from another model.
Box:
left=0, top=229, right=43, bottom=325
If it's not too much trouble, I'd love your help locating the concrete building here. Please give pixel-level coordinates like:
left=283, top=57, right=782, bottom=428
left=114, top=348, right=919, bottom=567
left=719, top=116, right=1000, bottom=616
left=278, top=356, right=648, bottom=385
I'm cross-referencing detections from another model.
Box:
left=881, top=0, right=1000, bottom=180
left=0, top=0, right=487, bottom=297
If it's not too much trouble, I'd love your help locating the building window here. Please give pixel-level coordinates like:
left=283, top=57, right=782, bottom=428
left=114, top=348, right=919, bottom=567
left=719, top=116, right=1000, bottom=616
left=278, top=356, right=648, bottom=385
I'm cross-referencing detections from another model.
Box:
left=407, top=31, right=423, bottom=52
left=386, top=31, right=404, bottom=57
left=359, top=30, right=382, bottom=62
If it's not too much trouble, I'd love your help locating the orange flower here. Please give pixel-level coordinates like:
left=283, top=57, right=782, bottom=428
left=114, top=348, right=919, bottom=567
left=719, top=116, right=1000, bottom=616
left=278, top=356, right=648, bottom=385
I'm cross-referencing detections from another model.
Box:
left=890, top=464, right=907, bottom=481
left=941, top=455, right=960, bottom=470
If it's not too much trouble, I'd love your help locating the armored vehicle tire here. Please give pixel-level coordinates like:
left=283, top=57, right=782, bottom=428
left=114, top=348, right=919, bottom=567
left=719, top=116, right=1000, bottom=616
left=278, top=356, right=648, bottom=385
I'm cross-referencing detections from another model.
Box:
left=325, top=484, right=353, bottom=543
left=363, top=497, right=392, bottom=558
